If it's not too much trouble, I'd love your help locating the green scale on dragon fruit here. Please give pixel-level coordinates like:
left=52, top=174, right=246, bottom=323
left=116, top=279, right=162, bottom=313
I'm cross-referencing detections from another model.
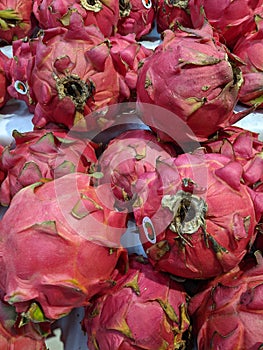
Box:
left=0, top=0, right=33, bottom=44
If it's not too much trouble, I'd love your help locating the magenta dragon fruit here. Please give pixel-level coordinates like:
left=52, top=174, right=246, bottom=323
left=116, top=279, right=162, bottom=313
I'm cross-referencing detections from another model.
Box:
left=118, top=0, right=155, bottom=39
left=0, top=289, right=50, bottom=350
left=192, top=0, right=263, bottom=49
left=33, top=0, right=119, bottom=37
left=189, top=251, right=263, bottom=349
left=29, top=16, right=121, bottom=130
left=133, top=152, right=263, bottom=279
left=155, top=0, right=193, bottom=33
left=136, top=23, right=245, bottom=143
left=202, top=125, right=263, bottom=188
left=233, top=17, right=263, bottom=108
left=0, top=173, right=128, bottom=321
left=96, top=129, right=176, bottom=209
left=0, top=51, right=9, bottom=109
left=83, top=254, right=191, bottom=350
left=0, top=127, right=98, bottom=206
left=0, top=0, right=33, bottom=44
left=109, top=33, right=153, bottom=101
left=0, top=145, right=5, bottom=186
left=5, top=37, right=38, bottom=113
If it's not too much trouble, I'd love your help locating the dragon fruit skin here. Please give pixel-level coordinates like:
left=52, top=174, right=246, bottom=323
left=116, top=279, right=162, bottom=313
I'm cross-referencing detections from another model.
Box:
left=133, top=152, right=263, bottom=279
left=191, top=0, right=263, bottom=49
left=118, top=0, right=155, bottom=40
left=0, top=127, right=98, bottom=206
left=0, top=145, right=5, bottom=185
left=155, top=0, right=193, bottom=33
left=188, top=252, right=263, bottom=349
left=136, top=24, right=244, bottom=142
left=0, top=0, right=33, bottom=44
left=0, top=51, right=9, bottom=109
left=5, top=37, right=38, bottom=113
left=0, top=289, right=50, bottom=350
left=30, top=17, right=121, bottom=130
left=97, top=129, right=177, bottom=209
left=202, top=126, right=263, bottom=188
left=232, top=18, right=263, bottom=108
left=33, top=0, right=119, bottom=37
left=0, top=173, right=128, bottom=321
left=83, top=254, right=191, bottom=350
left=109, top=33, right=153, bottom=101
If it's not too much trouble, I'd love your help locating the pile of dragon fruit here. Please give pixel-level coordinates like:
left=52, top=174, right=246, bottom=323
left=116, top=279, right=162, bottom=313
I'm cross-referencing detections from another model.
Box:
left=0, top=0, right=263, bottom=349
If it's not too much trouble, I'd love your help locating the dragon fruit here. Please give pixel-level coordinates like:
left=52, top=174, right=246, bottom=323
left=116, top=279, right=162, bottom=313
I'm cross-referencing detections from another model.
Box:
left=83, top=254, right=191, bottom=350
left=0, top=289, right=50, bottom=350
left=0, top=172, right=128, bottom=321
left=0, top=0, right=33, bottom=44
left=133, top=152, right=263, bottom=279
left=5, top=37, right=38, bottom=113
left=0, top=145, right=5, bottom=186
left=29, top=16, right=121, bottom=130
left=118, top=0, right=155, bottom=39
left=109, top=33, right=153, bottom=101
left=192, top=0, right=263, bottom=49
left=202, top=125, right=263, bottom=188
left=155, top=0, right=193, bottom=33
left=0, top=52, right=8, bottom=105
left=33, top=0, right=119, bottom=37
left=0, top=127, right=98, bottom=206
left=233, top=17, right=263, bottom=108
left=0, top=51, right=9, bottom=109
left=96, top=129, right=176, bottom=210
left=189, top=251, right=263, bottom=349
left=136, top=23, right=245, bottom=143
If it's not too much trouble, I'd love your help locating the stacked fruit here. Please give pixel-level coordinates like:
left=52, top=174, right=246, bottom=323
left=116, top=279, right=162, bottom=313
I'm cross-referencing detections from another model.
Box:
left=0, top=0, right=263, bottom=349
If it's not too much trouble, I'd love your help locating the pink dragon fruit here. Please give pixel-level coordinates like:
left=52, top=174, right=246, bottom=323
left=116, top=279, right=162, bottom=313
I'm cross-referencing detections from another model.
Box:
left=155, top=0, right=193, bottom=33
left=109, top=33, right=153, bottom=101
left=233, top=17, right=263, bottom=108
left=0, top=145, right=6, bottom=189
left=33, top=0, right=119, bottom=37
left=202, top=125, right=263, bottom=188
left=189, top=251, right=263, bottom=349
left=0, top=51, right=9, bottom=109
left=0, top=289, right=50, bottom=349
left=0, top=0, right=33, bottom=44
left=136, top=23, right=246, bottom=143
left=0, top=126, right=98, bottom=206
left=29, top=15, right=121, bottom=130
left=0, top=172, right=128, bottom=321
left=83, top=254, right=191, bottom=350
left=5, top=37, right=38, bottom=113
left=133, top=152, right=263, bottom=279
left=192, top=0, right=263, bottom=49
left=96, top=129, right=177, bottom=210
left=118, top=0, right=155, bottom=39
